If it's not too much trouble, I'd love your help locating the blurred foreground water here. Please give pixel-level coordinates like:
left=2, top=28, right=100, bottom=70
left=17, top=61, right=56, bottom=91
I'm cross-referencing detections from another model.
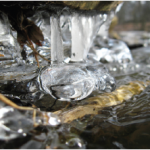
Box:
left=1, top=5, right=150, bottom=149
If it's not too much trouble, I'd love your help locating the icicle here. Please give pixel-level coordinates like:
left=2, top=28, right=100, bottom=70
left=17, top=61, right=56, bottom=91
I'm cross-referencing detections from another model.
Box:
left=50, top=15, right=64, bottom=65
left=70, top=13, right=105, bottom=62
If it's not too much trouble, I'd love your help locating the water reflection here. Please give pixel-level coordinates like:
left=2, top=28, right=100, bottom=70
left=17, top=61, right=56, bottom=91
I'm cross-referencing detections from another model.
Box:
left=82, top=84, right=150, bottom=149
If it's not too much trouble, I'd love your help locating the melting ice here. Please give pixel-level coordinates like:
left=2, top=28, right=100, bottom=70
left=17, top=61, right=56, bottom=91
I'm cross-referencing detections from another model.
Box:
left=38, top=11, right=116, bottom=101
left=88, top=11, right=133, bottom=65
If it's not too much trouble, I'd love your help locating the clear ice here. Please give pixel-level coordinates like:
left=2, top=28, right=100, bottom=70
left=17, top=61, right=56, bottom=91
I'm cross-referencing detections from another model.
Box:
left=88, top=11, right=133, bottom=65
left=0, top=9, right=117, bottom=101
left=50, top=15, right=64, bottom=64
left=23, top=11, right=51, bottom=65
left=38, top=63, right=116, bottom=101
left=0, top=100, right=61, bottom=140
left=38, top=10, right=116, bottom=101
left=0, top=106, right=33, bottom=140
left=0, top=12, right=22, bottom=66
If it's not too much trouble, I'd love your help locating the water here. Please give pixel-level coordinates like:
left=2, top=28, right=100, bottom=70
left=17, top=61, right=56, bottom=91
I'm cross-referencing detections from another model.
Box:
left=1, top=4, right=150, bottom=149
left=63, top=47, right=150, bottom=149
left=0, top=9, right=116, bottom=102
left=76, top=84, right=150, bottom=149
left=2, top=45, right=150, bottom=148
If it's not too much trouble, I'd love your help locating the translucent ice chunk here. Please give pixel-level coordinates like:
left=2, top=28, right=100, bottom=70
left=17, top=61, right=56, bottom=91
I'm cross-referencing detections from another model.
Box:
left=0, top=13, right=13, bottom=46
left=0, top=100, right=61, bottom=140
left=23, top=11, right=51, bottom=65
left=89, top=39, right=133, bottom=64
left=50, top=15, right=64, bottom=64
left=38, top=63, right=116, bottom=101
left=86, top=62, right=116, bottom=92
left=88, top=11, right=133, bottom=65
left=60, top=12, right=71, bottom=45
left=60, top=13, right=71, bottom=62
left=0, top=12, right=21, bottom=65
left=50, top=11, right=106, bottom=64
left=0, top=106, right=33, bottom=140
left=38, top=64, right=95, bottom=101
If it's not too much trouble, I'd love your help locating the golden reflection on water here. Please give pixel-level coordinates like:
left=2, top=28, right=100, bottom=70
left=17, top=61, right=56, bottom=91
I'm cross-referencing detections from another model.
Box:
left=55, top=80, right=150, bottom=123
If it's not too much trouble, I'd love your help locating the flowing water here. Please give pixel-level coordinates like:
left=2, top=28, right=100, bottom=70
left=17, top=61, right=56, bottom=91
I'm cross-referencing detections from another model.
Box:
left=0, top=6, right=150, bottom=149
